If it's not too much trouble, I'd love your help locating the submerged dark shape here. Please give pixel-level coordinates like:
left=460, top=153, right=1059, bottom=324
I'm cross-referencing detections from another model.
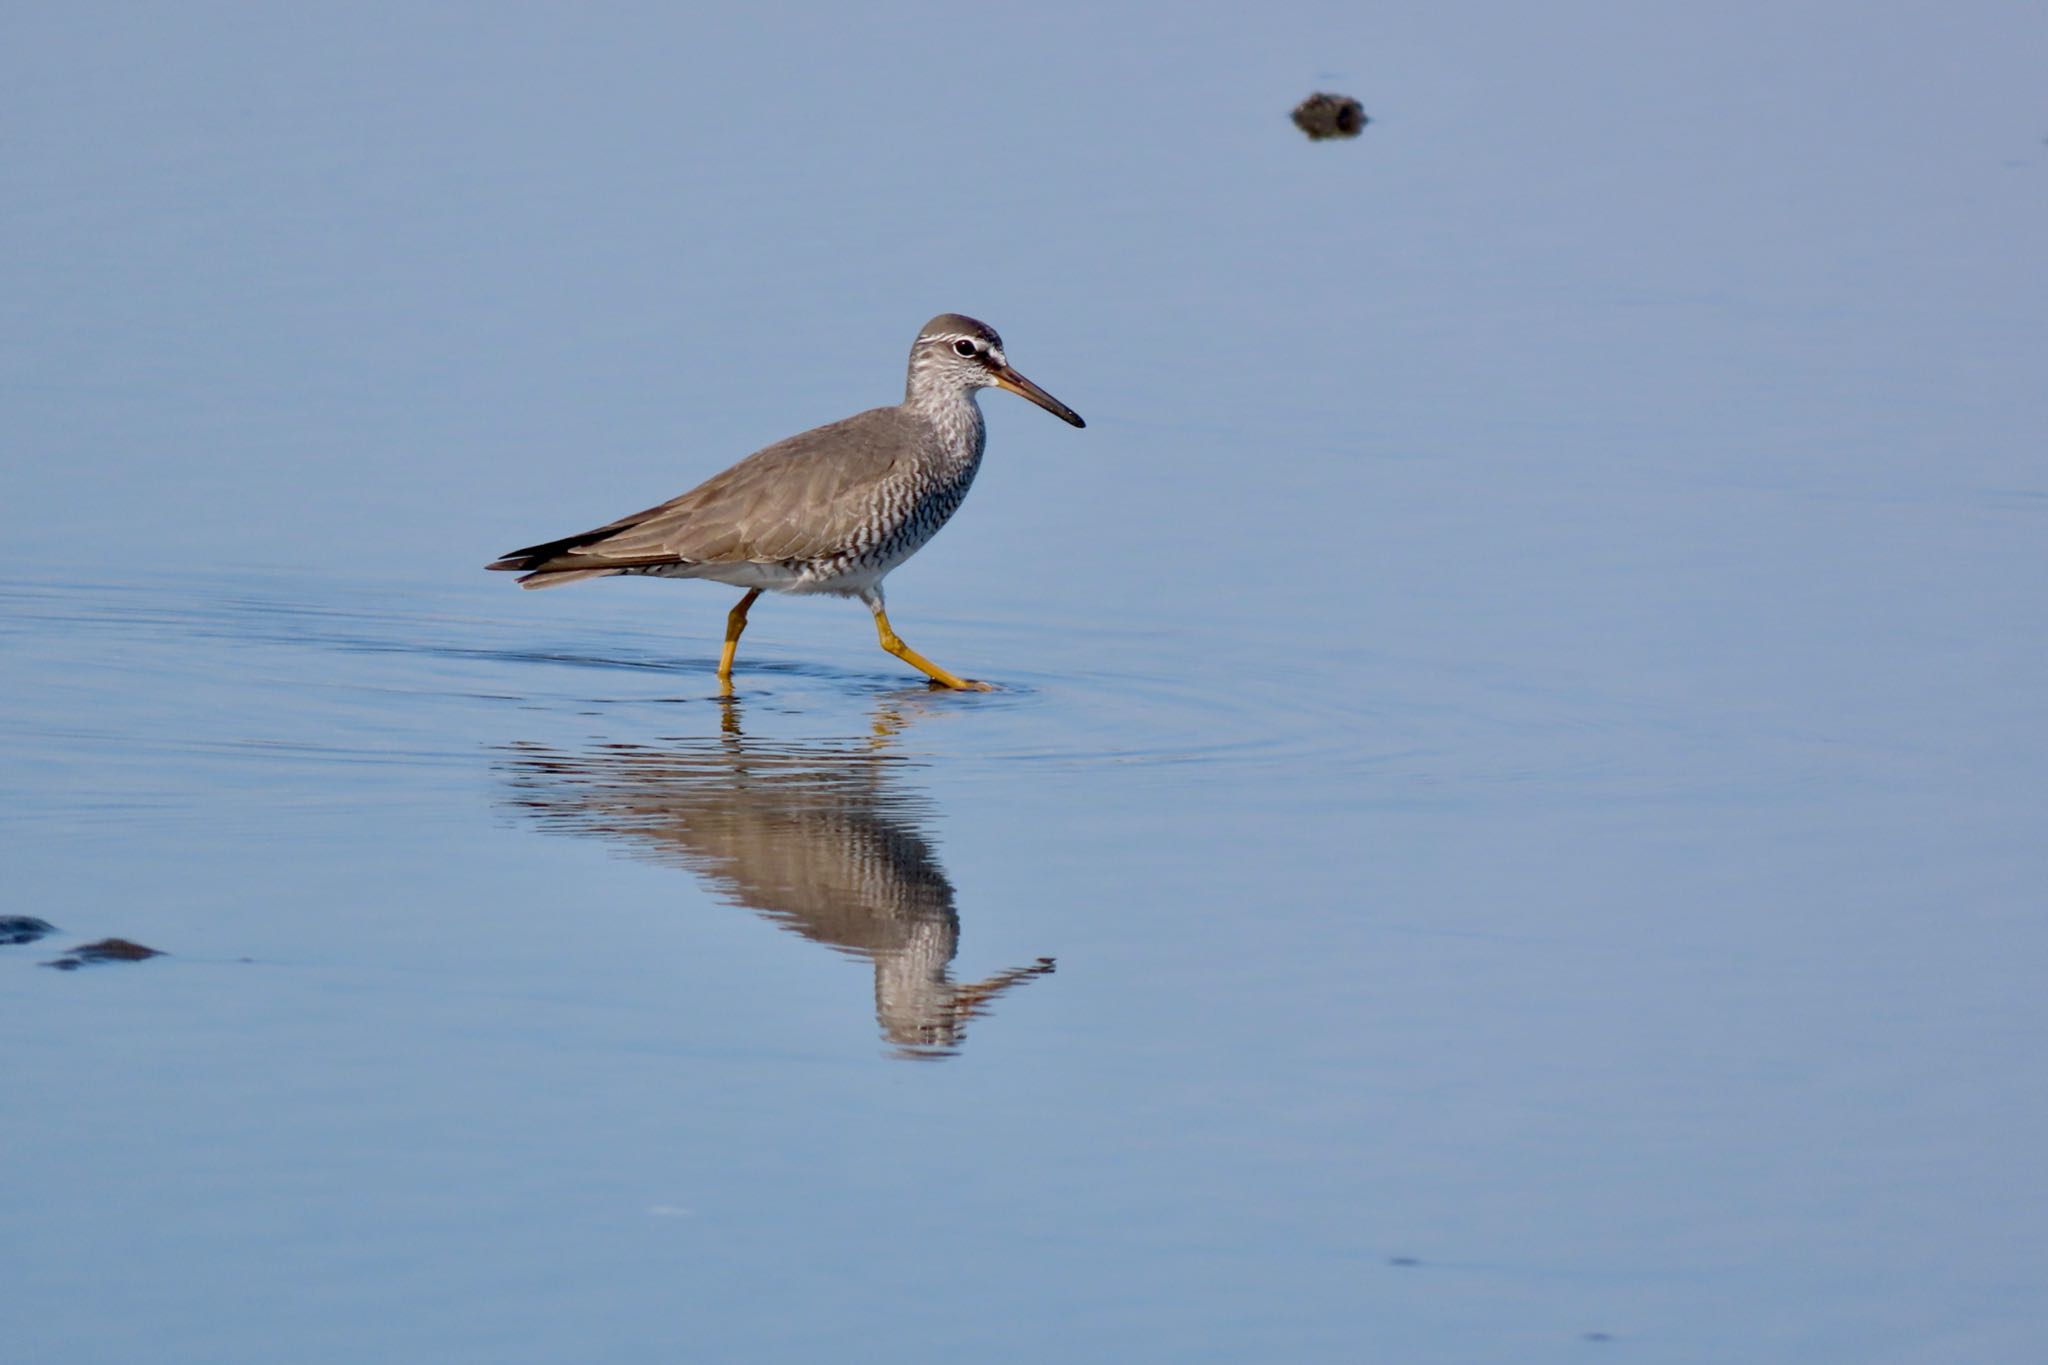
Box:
left=42, top=938, right=166, bottom=970
left=1292, top=92, right=1369, bottom=140
left=495, top=699, right=1055, bottom=1058
left=1, top=915, right=58, bottom=946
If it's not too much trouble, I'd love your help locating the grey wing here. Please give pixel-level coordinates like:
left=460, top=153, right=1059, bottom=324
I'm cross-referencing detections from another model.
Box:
left=489, top=407, right=921, bottom=575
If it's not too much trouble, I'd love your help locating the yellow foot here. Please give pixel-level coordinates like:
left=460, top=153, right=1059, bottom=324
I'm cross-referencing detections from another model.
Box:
left=867, top=602, right=993, bottom=691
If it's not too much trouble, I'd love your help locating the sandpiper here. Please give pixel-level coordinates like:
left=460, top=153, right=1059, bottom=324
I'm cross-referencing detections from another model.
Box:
left=488, top=314, right=1083, bottom=690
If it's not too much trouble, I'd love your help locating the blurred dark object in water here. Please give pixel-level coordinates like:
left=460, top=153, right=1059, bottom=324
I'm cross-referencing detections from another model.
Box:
left=1292, top=92, right=1368, bottom=140
left=1, top=915, right=58, bottom=946
left=41, top=938, right=165, bottom=970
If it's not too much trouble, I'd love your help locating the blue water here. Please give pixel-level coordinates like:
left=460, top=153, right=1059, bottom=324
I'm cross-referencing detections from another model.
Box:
left=5, top=3, right=2046, bottom=1361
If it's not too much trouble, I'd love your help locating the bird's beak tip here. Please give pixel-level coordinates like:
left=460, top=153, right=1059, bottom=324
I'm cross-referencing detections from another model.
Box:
left=993, top=367, right=1085, bottom=429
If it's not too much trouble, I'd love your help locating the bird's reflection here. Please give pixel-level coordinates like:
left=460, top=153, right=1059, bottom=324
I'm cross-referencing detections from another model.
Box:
left=496, top=696, right=1054, bottom=1058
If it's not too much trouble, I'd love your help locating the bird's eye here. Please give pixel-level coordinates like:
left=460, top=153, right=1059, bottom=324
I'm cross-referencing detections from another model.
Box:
left=952, top=339, right=977, bottom=358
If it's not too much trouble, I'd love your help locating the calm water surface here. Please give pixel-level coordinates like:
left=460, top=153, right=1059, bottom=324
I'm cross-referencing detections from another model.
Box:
left=5, top=3, right=2046, bottom=1362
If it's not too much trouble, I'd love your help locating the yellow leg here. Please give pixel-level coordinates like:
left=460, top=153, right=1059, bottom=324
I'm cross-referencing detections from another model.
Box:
left=870, top=604, right=993, bottom=691
left=717, top=589, right=761, bottom=687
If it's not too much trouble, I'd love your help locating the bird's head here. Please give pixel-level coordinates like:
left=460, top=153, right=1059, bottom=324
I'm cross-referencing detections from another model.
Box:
left=909, top=313, right=1085, bottom=427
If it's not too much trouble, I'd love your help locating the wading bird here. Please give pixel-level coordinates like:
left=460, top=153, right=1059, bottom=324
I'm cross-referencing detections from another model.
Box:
left=488, top=314, right=1084, bottom=690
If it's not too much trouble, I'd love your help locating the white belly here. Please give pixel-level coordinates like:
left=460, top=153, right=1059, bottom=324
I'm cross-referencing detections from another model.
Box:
left=637, top=556, right=894, bottom=597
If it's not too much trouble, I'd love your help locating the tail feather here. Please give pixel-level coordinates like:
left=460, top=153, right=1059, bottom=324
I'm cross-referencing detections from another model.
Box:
left=486, top=524, right=620, bottom=575
left=487, top=527, right=636, bottom=589
left=514, top=568, right=619, bottom=590
left=488, top=504, right=694, bottom=588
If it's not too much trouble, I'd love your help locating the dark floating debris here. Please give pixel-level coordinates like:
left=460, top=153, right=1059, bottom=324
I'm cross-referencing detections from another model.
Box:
left=41, top=938, right=166, bottom=971
left=1387, top=1255, right=1421, bottom=1267
left=1583, top=1331, right=1615, bottom=1343
left=1, top=915, right=58, bottom=946
left=1292, top=92, right=1369, bottom=140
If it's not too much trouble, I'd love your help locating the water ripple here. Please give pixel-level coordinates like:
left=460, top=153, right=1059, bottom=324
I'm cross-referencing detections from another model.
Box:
left=0, top=571, right=1827, bottom=817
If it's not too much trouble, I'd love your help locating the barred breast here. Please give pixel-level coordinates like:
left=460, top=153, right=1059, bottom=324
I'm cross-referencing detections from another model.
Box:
left=790, top=400, right=986, bottom=594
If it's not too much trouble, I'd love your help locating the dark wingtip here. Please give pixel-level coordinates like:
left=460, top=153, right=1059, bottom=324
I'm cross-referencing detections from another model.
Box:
left=1066, top=412, right=1086, bottom=429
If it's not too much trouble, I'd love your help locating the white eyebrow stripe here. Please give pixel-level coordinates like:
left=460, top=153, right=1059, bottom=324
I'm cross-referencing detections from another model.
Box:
left=920, top=333, right=1001, bottom=358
